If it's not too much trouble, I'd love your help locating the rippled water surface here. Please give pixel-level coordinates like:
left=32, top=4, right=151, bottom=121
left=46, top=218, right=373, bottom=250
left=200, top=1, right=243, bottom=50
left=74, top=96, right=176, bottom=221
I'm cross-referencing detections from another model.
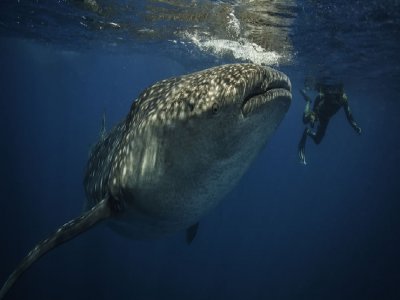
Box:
left=1, top=0, right=399, bottom=84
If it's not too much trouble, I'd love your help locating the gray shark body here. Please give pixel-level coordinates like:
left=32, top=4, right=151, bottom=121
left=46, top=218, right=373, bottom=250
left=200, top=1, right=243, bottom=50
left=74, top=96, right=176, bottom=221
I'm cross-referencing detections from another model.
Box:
left=0, top=63, right=291, bottom=298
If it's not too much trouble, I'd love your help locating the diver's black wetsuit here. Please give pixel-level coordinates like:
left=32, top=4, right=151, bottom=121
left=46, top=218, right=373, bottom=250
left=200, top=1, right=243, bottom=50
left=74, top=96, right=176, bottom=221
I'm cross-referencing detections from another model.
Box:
left=298, top=85, right=361, bottom=164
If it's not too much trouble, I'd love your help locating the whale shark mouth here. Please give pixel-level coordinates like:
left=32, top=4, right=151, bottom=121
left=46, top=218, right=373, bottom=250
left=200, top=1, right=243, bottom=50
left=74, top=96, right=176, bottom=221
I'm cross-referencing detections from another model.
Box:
left=241, top=73, right=292, bottom=117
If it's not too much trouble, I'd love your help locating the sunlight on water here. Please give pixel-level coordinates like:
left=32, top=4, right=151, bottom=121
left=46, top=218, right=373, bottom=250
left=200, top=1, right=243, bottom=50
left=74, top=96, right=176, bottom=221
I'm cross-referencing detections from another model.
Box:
left=182, top=32, right=284, bottom=66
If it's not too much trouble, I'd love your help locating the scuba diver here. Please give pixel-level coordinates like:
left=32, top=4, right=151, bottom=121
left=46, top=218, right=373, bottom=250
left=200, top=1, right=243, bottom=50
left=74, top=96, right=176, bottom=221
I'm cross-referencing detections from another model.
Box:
left=298, top=81, right=362, bottom=164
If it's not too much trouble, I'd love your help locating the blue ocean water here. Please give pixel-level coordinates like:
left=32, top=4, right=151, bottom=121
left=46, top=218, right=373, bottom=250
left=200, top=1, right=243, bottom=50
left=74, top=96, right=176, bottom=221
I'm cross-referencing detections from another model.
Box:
left=0, top=1, right=399, bottom=300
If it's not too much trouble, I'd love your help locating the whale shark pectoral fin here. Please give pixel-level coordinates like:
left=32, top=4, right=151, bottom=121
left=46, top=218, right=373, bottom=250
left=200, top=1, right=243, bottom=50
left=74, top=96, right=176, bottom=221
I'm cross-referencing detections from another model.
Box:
left=0, top=198, right=111, bottom=300
left=186, top=222, right=199, bottom=245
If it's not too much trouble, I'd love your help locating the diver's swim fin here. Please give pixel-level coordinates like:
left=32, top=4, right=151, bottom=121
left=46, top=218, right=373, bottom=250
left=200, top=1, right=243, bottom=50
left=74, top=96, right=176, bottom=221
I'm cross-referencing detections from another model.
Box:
left=0, top=198, right=111, bottom=300
left=298, top=128, right=308, bottom=165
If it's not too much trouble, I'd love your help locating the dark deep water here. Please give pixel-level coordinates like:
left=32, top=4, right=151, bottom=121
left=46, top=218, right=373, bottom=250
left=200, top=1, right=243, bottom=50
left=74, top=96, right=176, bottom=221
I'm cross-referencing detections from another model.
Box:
left=1, top=1, right=400, bottom=300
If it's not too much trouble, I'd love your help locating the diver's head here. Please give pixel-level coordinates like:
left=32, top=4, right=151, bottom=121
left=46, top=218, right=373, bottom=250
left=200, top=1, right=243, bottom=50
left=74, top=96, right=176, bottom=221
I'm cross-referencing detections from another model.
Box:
left=316, top=82, right=344, bottom=96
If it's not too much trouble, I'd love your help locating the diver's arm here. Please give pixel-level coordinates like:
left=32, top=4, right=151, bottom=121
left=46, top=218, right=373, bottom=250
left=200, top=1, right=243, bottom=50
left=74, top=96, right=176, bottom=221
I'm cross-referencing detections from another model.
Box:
left=299, top=88, right=312, bottom=102
left=343, top=94, right=362, bottom=134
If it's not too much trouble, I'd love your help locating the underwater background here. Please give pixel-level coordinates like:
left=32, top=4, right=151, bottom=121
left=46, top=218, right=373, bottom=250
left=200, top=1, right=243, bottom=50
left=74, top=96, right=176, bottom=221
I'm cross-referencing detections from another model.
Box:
left=0, top=1, right=399, bottom=299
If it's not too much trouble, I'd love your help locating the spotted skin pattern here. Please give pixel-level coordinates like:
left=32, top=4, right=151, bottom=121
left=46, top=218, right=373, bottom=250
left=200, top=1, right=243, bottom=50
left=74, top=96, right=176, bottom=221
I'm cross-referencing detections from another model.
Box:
left=0, top=63, right=291, bottom=299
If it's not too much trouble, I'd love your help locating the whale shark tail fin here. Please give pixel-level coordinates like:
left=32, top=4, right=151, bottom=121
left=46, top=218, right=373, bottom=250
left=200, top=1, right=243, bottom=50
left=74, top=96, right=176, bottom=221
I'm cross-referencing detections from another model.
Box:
left=0, top=198, right=111, bottom=300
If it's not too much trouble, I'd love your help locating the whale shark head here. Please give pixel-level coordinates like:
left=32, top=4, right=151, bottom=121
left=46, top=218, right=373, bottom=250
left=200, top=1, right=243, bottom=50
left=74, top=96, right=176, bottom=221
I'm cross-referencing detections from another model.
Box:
left=95, top=63, right=292, bottom=234
left=130, top=64, right=291, bottom=131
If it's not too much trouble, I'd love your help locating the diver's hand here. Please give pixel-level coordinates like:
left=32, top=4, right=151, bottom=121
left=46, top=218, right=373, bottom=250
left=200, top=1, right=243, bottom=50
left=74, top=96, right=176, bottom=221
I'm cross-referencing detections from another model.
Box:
left=355, top=126, right=362, bottom=135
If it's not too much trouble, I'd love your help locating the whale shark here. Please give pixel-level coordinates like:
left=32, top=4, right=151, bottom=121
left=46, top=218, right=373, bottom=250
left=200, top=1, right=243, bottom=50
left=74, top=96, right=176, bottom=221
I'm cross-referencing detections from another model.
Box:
left=0, top=63, right=291, bottom=299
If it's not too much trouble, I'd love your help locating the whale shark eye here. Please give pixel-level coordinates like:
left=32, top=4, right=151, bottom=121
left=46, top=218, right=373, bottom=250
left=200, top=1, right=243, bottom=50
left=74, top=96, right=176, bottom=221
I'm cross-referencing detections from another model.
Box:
left=211, top=102, right=220, bottom=114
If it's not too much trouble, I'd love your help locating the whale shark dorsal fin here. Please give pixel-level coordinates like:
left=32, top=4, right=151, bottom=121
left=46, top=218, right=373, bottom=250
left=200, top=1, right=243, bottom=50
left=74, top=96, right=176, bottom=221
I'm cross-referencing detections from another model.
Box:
left=87, top=111, right=108, bottom=157
left=0, top=198, right=111, bottom=299
left=100, top=110, right=107, bottom=140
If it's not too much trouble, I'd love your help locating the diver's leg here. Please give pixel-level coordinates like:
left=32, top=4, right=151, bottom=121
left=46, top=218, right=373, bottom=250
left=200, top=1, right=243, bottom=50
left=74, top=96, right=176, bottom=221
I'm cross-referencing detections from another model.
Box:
left=303, top=110, right=311, bottom=124
left=298, top=128, right=309, bottom=165
left=309, top=120, right=328, bottom=144
left=301, top=90, right=313, bottom=125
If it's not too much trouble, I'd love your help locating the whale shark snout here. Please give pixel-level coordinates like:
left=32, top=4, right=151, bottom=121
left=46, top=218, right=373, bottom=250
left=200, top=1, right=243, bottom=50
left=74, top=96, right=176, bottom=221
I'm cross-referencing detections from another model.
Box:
left=240, top=67, right=291, bottom=116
